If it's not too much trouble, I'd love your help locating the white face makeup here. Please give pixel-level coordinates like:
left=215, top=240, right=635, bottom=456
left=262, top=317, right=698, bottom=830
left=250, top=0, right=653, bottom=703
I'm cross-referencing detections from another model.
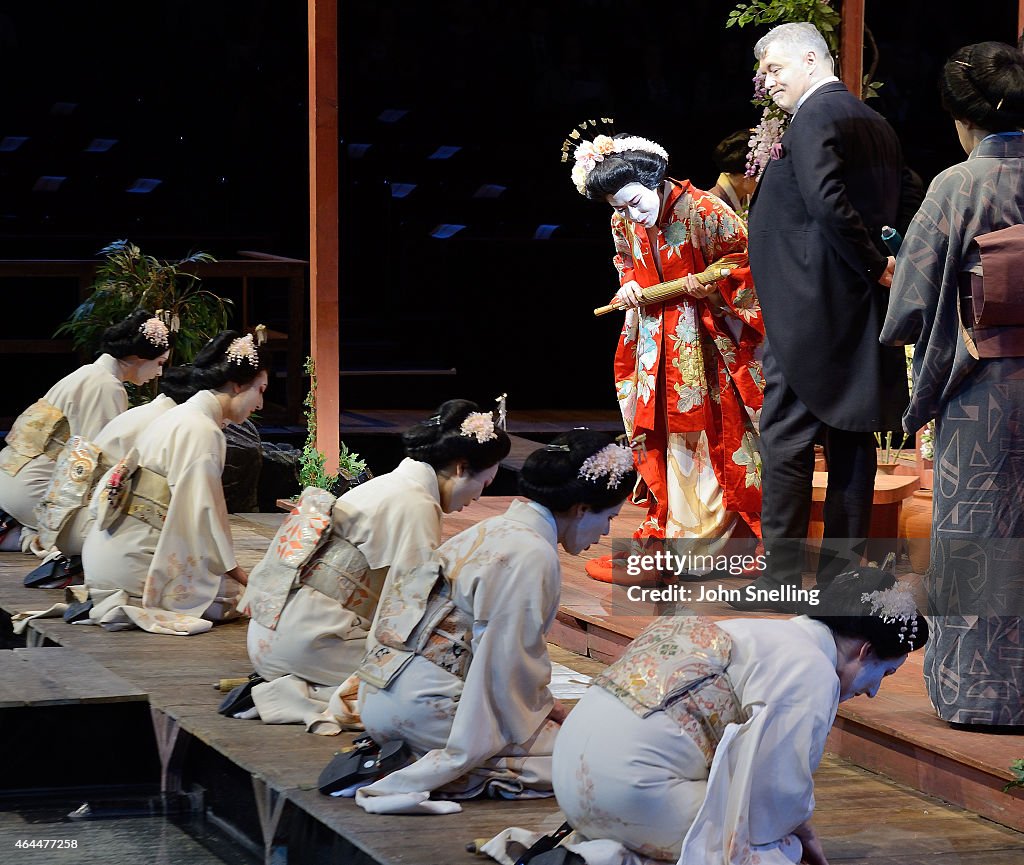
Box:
left=226, top=370, right=267, bottom=424
left=606, top=182, right=663, bottom=229
left=440, top=462, right=499, bottom=514
left=127, top=350, right=169, bottom=386
left=561, top=502, right=623, bottom=556
left=759, top=45, right=815, bottom=114
left=838, top=649, right=906, bottom=702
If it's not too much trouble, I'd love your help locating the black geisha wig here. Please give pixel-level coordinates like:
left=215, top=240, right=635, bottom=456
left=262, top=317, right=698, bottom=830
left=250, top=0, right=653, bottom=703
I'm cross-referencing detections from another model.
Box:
left=584, top=134, right=669, bottom=201
left=519, top=430, right=637, bottom=513
left=402, top=399, right=511, bottom=473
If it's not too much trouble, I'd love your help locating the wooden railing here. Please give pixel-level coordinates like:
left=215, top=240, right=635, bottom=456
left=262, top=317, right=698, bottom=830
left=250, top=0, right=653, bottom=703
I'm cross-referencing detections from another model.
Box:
left=0, top=252, right=307, bottom=424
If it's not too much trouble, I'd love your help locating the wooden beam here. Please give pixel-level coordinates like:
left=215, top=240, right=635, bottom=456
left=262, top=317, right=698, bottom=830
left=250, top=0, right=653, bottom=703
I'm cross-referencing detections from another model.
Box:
left=1020, top=0, right=1024, bottom=45
left=308, top=0, right=340, bottom=472
left=840, top=0, right=865, bottom=99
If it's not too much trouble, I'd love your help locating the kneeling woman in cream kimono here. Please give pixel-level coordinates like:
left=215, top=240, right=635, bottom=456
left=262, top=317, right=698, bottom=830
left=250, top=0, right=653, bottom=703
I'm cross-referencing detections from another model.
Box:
left=239, top=399, right=511, bottom=731
left=81, top=330, right=267, bottom=635
left=35, top=366, right=196, bottom=558
left=539, top=568, right=927, bottom=865
left=0, top=310, right=170, bottom=554
left=353, top=430, right=637, bottom=814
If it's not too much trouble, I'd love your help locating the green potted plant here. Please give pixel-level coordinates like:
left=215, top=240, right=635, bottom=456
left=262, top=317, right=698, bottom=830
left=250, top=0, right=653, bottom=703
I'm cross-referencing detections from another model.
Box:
left=57, top=240, right=232, bottom=397
left=299, top=356, right=371, bottom=496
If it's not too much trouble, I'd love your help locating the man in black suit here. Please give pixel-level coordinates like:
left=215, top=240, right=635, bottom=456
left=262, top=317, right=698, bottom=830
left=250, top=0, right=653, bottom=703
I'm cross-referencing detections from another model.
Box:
left=734, top=22, right=910, bottom=611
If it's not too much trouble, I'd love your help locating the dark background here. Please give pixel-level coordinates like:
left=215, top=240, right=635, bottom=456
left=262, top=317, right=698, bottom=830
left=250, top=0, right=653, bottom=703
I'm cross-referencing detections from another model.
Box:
left=0, top=0, right=1019, bottom=418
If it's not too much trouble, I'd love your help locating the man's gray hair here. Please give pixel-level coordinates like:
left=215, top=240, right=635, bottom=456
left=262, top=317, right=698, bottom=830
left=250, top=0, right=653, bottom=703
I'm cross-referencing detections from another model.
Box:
left=754, top=22, right=833, bottom=69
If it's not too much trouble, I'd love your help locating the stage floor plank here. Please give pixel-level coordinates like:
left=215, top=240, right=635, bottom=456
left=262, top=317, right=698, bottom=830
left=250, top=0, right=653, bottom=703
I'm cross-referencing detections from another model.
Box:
left=0, top=508, right=1021, bottom=862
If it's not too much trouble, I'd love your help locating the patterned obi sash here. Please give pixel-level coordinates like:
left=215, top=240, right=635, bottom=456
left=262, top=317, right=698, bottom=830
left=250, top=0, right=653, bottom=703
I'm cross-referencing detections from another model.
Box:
left=594, top=617, right=747, bottom=767
left=299, top=536, right=382, bottom=626
left=0, top=399, right=69, bottom=477
left=125, top=465, right=171, bottom=531
left=357, top=559, right=474, bottom=689
left=36, top=435, right=107, bottom=548
left=242, top=486, right=337, bottom=629
left=95, top=450, right=171, bottom=533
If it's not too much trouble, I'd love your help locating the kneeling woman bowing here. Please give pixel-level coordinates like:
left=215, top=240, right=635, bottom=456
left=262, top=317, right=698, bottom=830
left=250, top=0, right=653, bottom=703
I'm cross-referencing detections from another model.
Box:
left=81, top=330, right=267, bottom=635
left=353, top=430, right=636, bottom=814
left=547, top=567, right=927, bottom=865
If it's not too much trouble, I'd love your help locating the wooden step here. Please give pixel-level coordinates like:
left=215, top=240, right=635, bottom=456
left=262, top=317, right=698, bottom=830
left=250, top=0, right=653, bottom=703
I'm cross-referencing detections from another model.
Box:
left=0, top=647, right=147, bottom=707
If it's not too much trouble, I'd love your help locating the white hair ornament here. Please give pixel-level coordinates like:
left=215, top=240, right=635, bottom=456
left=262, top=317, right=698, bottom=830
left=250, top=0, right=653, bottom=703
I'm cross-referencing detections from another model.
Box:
left=861, top=581, right=921, bottom=648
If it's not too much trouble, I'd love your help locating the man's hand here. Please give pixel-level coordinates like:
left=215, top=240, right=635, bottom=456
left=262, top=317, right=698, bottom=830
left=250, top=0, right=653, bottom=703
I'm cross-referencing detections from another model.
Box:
left=615, top=280, right=645, bottom=308
left=877, top=256, right=896, bottom=289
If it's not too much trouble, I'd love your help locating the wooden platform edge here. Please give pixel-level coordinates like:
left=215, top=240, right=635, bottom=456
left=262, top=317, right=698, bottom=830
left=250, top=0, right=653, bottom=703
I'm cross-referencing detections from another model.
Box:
left=827, top=716, right=1024, bottom=833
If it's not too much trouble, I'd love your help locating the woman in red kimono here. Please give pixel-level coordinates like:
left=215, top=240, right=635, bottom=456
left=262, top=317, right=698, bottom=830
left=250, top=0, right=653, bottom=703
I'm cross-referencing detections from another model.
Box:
left=572, top=133, right=765, bottom=579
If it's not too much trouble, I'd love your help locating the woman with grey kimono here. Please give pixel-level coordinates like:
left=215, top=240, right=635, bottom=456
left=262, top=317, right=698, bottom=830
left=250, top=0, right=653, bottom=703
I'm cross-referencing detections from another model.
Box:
left=353, top=430, right=637, bottom=814
left=881, top=41, right=1024, bottom=729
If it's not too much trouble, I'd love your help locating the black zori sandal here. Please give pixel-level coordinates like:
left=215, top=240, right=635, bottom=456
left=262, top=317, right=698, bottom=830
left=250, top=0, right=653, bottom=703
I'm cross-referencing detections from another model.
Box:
left=217, top=672, right=265, bottom=717
left=514, top=823, right=577, bottom=865
left=24, top=554, right=84, bottom=589
left=317, top=735, right=411, bottom=795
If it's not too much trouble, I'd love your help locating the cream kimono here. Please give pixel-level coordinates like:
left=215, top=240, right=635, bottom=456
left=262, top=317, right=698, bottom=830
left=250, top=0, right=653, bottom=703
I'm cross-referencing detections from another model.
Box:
left=355, top=499, right=562, bottom=811
left=550, top=616, right=839, bottom=865
left=241, top=458, right=443, bottom=730
left=81, top=390, right=241, bottom=635
left=0, top=354, right=127, bottom=531
left=38, top=395, right=177, bottom=556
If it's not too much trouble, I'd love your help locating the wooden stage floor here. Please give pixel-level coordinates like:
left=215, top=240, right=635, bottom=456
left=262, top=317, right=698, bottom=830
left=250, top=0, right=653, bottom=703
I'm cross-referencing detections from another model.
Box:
left=0, top=501, right=1021, bottom=865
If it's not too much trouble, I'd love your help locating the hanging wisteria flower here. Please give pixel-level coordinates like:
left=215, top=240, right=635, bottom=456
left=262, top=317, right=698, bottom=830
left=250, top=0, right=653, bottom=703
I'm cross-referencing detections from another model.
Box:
left=579, top=443, right=633, bottom=489
left=460, top=411, right=497, bottom=443
left=746, top=107, right=787, bottom=179
left=226, top=333, right=260, bottom=367
left=139, top=317, right=170, bottom=348
left=862, top=581, right=920, bottom=647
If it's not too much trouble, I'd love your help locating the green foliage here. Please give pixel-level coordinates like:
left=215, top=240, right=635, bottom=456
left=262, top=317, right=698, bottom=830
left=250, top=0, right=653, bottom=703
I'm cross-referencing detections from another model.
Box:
left=299, top=356, right=367, bottom=492
left=1005, top=759, right=1024, bottom=793
left=57, top=240, right=232, bottom=368
left=726, top=1, right=841, bottom=50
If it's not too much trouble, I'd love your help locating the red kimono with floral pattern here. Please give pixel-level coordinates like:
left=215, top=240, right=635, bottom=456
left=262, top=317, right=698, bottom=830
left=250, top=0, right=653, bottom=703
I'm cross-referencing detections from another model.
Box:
left=609, top=179, right=765, bottom=539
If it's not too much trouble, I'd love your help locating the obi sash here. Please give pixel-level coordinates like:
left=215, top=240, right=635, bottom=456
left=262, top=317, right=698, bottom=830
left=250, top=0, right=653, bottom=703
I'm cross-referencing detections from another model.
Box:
left=962, top=224, right=1024, bottom=358
left=0, top=399, right=69, bottom=477
left=96, top=451, right=171, bottom=533
left=35, top=435, right=106, bottom=548
left=357, top=558, right=474, bottom=689
left=594, top=617, right=747, bottom=767
left=299, top=536, right=382, bottom=626
left=241, top=486, right=337, bottom=629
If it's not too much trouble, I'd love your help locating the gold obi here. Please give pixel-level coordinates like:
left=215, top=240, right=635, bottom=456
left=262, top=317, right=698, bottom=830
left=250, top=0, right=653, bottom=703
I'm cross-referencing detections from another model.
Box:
left=122, top=466, right=171, bottom=531
left=0, top=399, right=69, bottom=477
left=357, top=559, right=474, bottom=689
left=300, top=538, right=382, bottom=626
left=594, top=617, right=747, bottom=767
left=35, top=436, right=106, bottom=548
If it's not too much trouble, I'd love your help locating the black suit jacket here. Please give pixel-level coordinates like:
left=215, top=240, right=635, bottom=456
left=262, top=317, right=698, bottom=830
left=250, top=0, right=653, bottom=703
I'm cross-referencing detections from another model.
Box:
left=748, top=81, right=909, bottom=432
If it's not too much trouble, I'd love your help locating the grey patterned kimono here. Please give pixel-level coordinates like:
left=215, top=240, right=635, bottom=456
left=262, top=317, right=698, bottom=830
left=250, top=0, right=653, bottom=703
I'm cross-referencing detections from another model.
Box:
left=881, top=132, right=1024, bottom=726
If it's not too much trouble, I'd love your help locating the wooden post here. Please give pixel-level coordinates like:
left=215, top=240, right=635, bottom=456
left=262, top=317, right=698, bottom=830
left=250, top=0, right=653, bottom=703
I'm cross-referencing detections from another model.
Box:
left=1019, top=0, right=1024, bottom=44
left=840, top=0, right=865, bottom=99
left=308, top=0, right=340, bottom=473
